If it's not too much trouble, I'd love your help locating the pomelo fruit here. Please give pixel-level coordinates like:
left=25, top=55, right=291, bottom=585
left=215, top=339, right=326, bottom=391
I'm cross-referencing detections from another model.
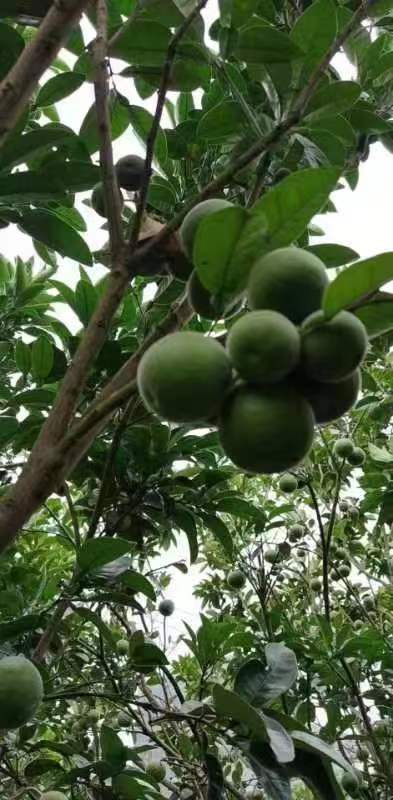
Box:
left=227, top=310, right=300, bottom=384
left=279, top=474, right=298, bottom=493
left=218, top=384, right=314, bottom=474
left=300, top=310, right=367, bottom=382
left=115, top=154, right=146, bottom=191
left=248, top=247, right=328, bottom=324
left=227, top=569, right=246, bottom=590
left=334, top=438, right=355, bottom=459
left=180, top=198, right=233, bottom=259
left=187, top=270, right=241, bottom=320
left=288, top=523, right=304, bottom=541
left=159, top=599, right=175, bottom=616
left=0, top=655, right=43, bottom=730
left=310, top=578, right=322, bottom=592
left=298, top=369, right=360, bottom=424
left=347, top=446, right=365, bottom=466
left=137, top=332, right=232, bottom=423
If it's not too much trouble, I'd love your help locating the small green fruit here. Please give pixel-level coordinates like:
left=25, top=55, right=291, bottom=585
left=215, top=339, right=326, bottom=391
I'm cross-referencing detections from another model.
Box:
left=298, top=369, right=361, bottom=425
left=146, top=761, right=166, bottom=782
left=334, top=438, right=355, bottom=459
left=226, top=310, right=300, bottom=384
left=338, top=563, right=351, bottom=578
left=117, top=639, right=129, bottom=655
left=347, top=446, right=365, bottom=466
left=279, top=474, right=298, bottom=493
left=91, top=181, right=123, bottom=218
left=159, top=599, right=175, bottom=617
left=335, top=546, right=348, bottom=560
left=310, top=578, right=322, bottom=592
left=363, top=595, right=374, bottom=611
left=116, top=154, right=146, bottom=191
left=265, top=548, right=277, bottom=564
left=339, top=500, right=350, bottom=512
left=0, top=655, right=43, bottom=730
left=341, top=772, right=359, bottom=796
left=227, top=569, right=246, bottom=590
left=300, top=311, right=367, bottom=383
left=180, top=198, right=233, bottom=259
left=288, top=523, right=304, bottom=542
left=353, top=619, right=363, bottom=631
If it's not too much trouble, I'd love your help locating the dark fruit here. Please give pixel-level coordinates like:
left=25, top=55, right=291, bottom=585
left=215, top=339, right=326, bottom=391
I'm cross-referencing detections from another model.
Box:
left=347, top=446, right=365, bottom=466
left=146, top=762, right=166, bottom=782
left=300, top=311, right=367, bottom=382
left=341, top=773, right=359, bottom=797
left=279, top=474, right=298, bottom=493
left=0, top=656, right=43, bottom=730
left=265, top=548, right=277, bottom=563
left=334, top=438, right=355, bottom=459
left=338, top=563, right=351, bottom=578
left=226, top=310, right=300, bottom=384
left=219, top=385, right=314, bottom=475
left=159, top=599, right=175, bottom=616
left=227, top=569, right=246, bottom=590
left=137, top=332, right=233, bottom=423
left=115, top=154, right=146, bottom=191
left=248, top=247, right=328, bottom=324
left=311, top=578, right=322, bottom=591
left=91, top=181, right=123, bottom=218
left=288, top=523, right=304, bottom=541
left=298, top=369, right=361, bottom=425
left=180, top=198, right=234, bottom=259
left=187, top=269, right=242, bottom=320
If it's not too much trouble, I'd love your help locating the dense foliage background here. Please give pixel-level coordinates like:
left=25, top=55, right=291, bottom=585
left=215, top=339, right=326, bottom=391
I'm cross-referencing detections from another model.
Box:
left=1, top=0, right=393, bottom=798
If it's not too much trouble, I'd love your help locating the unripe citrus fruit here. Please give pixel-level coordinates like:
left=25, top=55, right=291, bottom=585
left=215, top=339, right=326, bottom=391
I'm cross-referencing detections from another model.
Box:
left=116, top=639, right=129, bottom=655
left=298, top=369, right=361, bottom=425
left=339, top=500, right=350, bottom=512
left=338, top=563, right=351, bottom=578
left=146, top=761, right=166, bottom=781
left=347, top=446, right=365, bottom=466
left=363, top=595, right=374, bottom=611
left=187, top=270, right=241, bottom=320
left=279, top=474, right=298, bottom=493
left=265, top=548, right=277, bottom=563
left=227, top=569, right=246, bottom=590
left=341, top=772, right=359, bottom=796
left=334, top=438, right=355, bottom=459
left=0, top=655, right=43, bottom=729
left=180, top=198, right=233, bottom=259
left=41, top=792, right=68, bottom=800
left=137, top=332, right=232, bottom=423
left=335, top=547, right=348, bottom=560
left=353, top=619, right=363, bottom=631
left=115, top=154, right=146, bottom=191
left=311, top=578, right=322, bottom=592
left=91, top=182, right=123, bottom=218
left=289, top=523, right=304, bottom=542
left=159, top=599, right=175, bottom=616
left=300, top=311, right=367, bottom=382
left=248, top=247, right=328, bottom=324
left=219, top=385, right=314, bottom=474
left=226, top=310, right=300, bottom=384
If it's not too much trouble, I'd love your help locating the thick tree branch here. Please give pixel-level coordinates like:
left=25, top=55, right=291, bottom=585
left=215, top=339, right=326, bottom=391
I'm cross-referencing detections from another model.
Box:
left=0, top=0, right=91, bottom=144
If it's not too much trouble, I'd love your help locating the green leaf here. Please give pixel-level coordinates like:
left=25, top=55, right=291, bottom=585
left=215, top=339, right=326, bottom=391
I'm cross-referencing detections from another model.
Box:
left=36, top=72, right=85, bottom=106
left=201, top=514, right=233, bottom=558
left=290, top=0, right=337, bottom=81
left=234, top=21, right=303, bottom=63
left=131, top=642, right=168, bottom=673
left=43, top=161, right=101, bottom=193
left=368, top=443, right=393, bottom=463
left=15, top=340, right=31, bottom=374
left=0, top=23, right=24, bottom=80
left=235, top=645, right=297, bottom=708
left=80, top=94, right=129, bottom=155
left=172, top=507, right=198, bottom=563
left=193, top=205, right=251, bottom=294
left=262, top=712, right=295, bottom=763
left=120, top=570, right=156, bottom=601
left=31, top=336, right=54, bottom=379
left=305, top=81, right=361, bottom=120
left=213, top=684, right=268, bottom=742
left=355, top=298, right=393, bottom=339
left=306, top=243, right=359, bottom=268
left=0, top=172, right=64, bottom=203
left=77, top=538, right=132, bottom=574
left=128, top=105, right=168, bottom=168
left=0, top=128, right=76, bottom=171
left=323, top=252, right=393, bottom=317
left=74, top=607, right=116, bottom=646
left=19, top=209, right=92, bottom=265
left=74, top=280, right=98, bottom=326
left=0, top=613, right=42, bottom=643
left=100, top=725, right=127, bottom=772
left=110, top=20, right=172, bottom=66
left=292, top=731, right=355, bottom=775
left=197, top=100, right=246, bottom=142
left=348, top=105, right=391, bottom=133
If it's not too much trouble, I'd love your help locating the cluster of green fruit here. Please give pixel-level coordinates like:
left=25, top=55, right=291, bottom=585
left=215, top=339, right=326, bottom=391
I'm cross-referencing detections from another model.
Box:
left=137, top=201, right=368, bottom=476
left=91, top=154, right=145, bottom=218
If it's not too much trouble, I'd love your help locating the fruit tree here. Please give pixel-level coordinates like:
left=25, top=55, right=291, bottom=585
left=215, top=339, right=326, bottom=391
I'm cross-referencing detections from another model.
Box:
left=0, top=1, right=393, bottom=799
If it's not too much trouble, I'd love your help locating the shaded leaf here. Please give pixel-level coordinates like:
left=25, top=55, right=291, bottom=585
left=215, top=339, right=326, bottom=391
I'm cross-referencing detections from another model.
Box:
left=323, top=252, right=393, bottom=317
left=19, top=210, right=92, bottom=265
left=77, top=538, right=132, bottom=574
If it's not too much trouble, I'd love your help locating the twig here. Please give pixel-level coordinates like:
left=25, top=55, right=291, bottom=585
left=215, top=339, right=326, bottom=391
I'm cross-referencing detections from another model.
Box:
left=64, top=483, right=81, bottom=549
left=0, top=0, right=91, bottom=144
left=32, top=598, right=69, bottom=664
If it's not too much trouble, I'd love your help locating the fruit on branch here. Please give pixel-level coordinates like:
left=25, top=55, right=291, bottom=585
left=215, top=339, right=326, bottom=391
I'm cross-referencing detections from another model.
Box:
left=146, top=761, right=166, bottom=781
left=116, top=639, right=129, bottom=655
left=298, top=369, right=361, bottom=424
left=248, top=247, right=329, bottom=324
left=265, top=548, right=277, bottom=563
left=288, top=523, right=304, bottom=541
left=158, top=599, right=175, bottom=616
left=334, top=438, right=355, bottom=459
left=347, top=446, right=366, bottom=466
left=218, top=385, right=314, bottom=474
left=137, top=332, right=233, bottom=423
left=0, top=655, right=43, bottom=729
left=227, top=569, right=246, bottom=590
left=300, top=311, right=368, bottom=382
left=187, top=269, right=241, bottom=320
left=341, top=772, right=360, bottom=797
left=311, top=577, right=322, bottom=592
left=338, top=563, right=351, bottom=578
left=227, top=310, right=300, bottom=384
left=115, top=155, right=147, bottom=191
left=91, top=181, right=123, bottom=219
left=180, top=198, right=234, bottom=259
left=279, top=474, right=298, bottom=493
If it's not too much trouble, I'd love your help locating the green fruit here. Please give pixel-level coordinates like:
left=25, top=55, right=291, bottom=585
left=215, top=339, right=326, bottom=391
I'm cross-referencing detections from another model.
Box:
left=180, top=198, right=234, bottom=259
left=0, top=656, right=43, bottom=730
left=335, top=547, right=348, bottom=560
left=278, top=541, right=291, bottom=560
left=334, top=438, right=355, bottom=459
left=117, top=711, right=132, bottom=727
left=146, top=761, right=166, bottom=781
left=288, top=523, right=304, bottom=541
left=298, top=369, right=361, bottom=425
left=227, top=569, right=246, bottom=590
left=115, top=154, right=146, bottom=191
left=265, top=548, right=277, bottom=563
left=353, top=619, right=363, bottom=631
left=226, top=310, right=300, bottom=384
left=159, top=599, right=175, bottom=616
left=117, top=639, right=129, bottom=655
left=41, top=793, right=68, bottom=800
left=248, top=247, right=328, bottom=324
left=91, top=181, right=123, bottom=218
left=340, top=500, right=350, bottom=512
left=338, top=563, right=351, bottom=578
left=341, top=772, right=359, bottom=796
left=187, top=270, right=241, bottom=320
left=347, top=446, right=365, bottom=466
left=311, top=578, right=322, bottom=591
left=300, top=311, right=367, bottom=383
left=219, top=384, right=314, bottom=475
left=363, top=595, right=374, bottom=611
left=137, top=332, right=232, bottom=423
left=279, top=474, right=298, bottom=493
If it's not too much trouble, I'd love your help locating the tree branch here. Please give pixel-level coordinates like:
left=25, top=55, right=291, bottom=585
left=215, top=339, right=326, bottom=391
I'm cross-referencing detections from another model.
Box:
left=0, top=0, right=91, bottom=145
